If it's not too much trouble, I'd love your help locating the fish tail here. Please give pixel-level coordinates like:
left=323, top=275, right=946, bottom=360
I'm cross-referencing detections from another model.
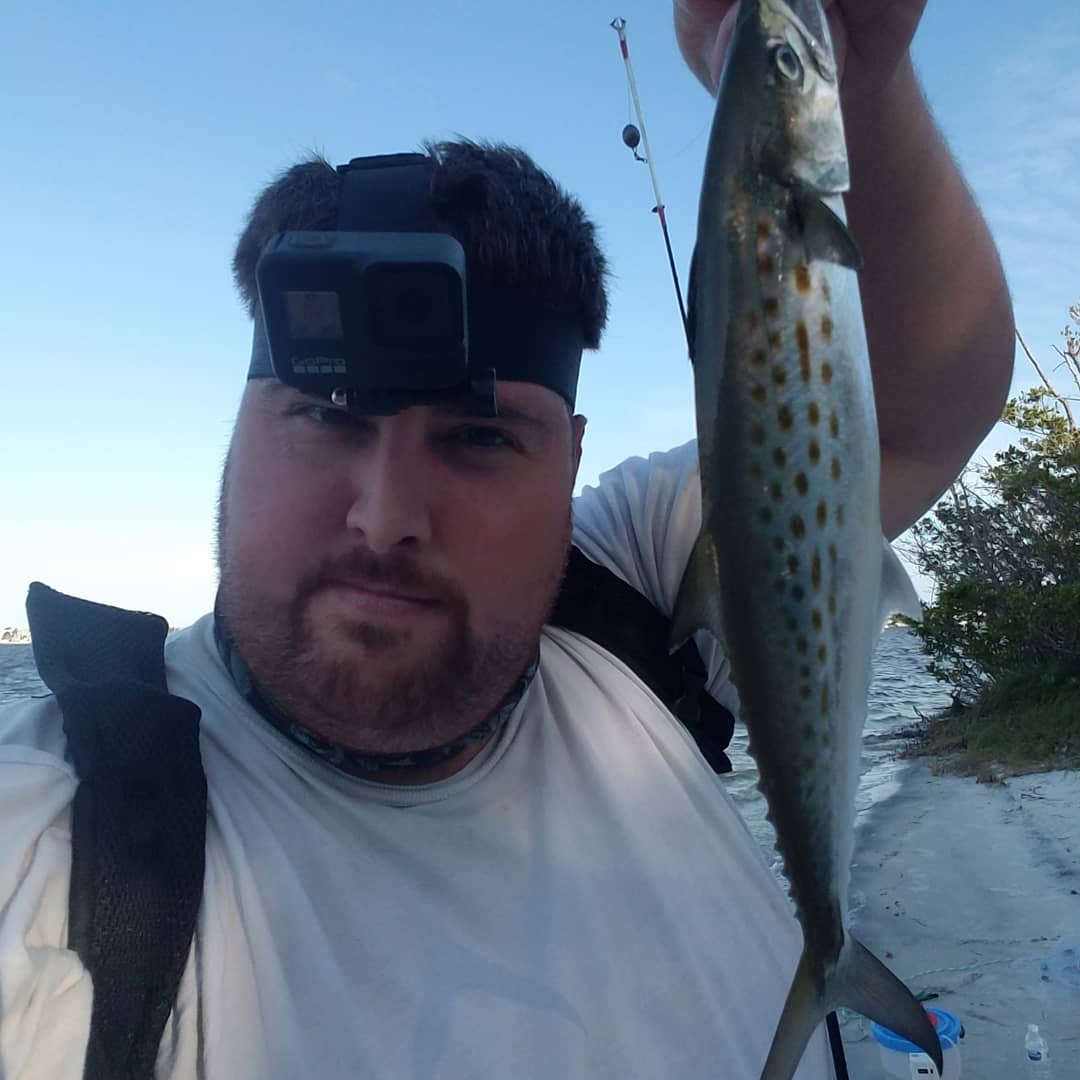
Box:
left=759, top=949, right=825, bottom=1080
left=760, top=933, right=942, bottom=1079
left=830, top=933, right=942, bottom=1074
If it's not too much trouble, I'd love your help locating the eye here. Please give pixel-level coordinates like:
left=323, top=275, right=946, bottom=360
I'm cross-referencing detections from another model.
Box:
left=771, top=42, right=803, bottom=84
left=455, top=425, right=517, bottom=450
left=308, top=406, right=352, bottom=426
left=291, top=403, right=363, bottom=430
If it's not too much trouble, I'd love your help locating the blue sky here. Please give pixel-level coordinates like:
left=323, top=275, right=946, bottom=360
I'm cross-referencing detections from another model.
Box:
left=2, top=0, right=1077, bottom=628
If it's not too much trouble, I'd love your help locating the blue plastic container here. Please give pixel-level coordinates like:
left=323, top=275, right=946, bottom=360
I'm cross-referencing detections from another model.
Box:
left=870, top=1006, right=964, bottom=1078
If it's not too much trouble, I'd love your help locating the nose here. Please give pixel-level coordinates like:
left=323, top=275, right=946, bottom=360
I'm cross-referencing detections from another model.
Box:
left=344, top=427, right=433, bottom=554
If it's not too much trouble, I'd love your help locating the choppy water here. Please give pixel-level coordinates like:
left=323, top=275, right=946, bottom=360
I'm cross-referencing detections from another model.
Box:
left=0, top=645, right=47, bottom=705
left=0, top=630, right=947, bottom=860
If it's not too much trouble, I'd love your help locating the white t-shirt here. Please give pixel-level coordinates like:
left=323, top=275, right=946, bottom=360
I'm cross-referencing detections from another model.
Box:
left=0, top=442, right=830, bottom=1079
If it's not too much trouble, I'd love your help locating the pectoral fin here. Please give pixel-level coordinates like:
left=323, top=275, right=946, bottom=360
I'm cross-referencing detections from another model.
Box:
left=792, top=187, right=863, bottom=271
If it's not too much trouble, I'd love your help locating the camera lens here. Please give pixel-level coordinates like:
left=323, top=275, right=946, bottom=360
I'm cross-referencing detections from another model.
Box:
left=367, top=263, right=463, bottom=348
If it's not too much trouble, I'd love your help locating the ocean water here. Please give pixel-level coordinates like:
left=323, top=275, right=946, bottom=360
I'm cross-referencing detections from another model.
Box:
left=0, top=645, right=47, bottom=705
left=0, top=629, right=948, bottom=858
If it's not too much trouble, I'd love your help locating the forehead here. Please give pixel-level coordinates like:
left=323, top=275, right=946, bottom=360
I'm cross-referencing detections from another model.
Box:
left=490, top=379, right=570, bottom=421
left=251, top=378, right=569, bottom=424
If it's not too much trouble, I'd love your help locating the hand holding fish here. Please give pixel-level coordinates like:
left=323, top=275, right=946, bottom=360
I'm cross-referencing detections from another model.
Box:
left=673, top=0, right=928, bottom=103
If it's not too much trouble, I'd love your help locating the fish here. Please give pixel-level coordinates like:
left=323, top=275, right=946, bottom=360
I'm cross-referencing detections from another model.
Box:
left=669, top=0, right=943, bottom=1077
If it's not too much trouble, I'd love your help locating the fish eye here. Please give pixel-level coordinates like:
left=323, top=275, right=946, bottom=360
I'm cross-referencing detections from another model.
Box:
left=771, top=43, right=803, bottom=84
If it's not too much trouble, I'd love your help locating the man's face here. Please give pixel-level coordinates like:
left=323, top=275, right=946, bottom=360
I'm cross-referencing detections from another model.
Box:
left=217, top=379, right=585, bottom=758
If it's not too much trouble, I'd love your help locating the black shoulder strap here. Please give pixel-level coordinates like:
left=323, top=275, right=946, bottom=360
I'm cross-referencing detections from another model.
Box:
left=26, top=582, right=207, bottom=1080
left=550, top=547, right=735, bottom=773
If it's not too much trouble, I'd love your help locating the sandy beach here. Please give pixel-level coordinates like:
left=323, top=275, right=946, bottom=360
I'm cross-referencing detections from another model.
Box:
left=839, top=764, right=1080, bottom=1077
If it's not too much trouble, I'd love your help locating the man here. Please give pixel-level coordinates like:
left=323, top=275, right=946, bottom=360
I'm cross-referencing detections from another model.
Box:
left=0, top=1, right=1012, bottom=1077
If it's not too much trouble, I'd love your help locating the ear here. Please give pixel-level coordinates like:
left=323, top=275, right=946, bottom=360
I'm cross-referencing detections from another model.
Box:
left=570, top=413, right=587, bottom=483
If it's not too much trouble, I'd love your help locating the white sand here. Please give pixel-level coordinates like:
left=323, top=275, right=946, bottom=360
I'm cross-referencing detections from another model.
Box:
left=838, top=764, right=1080, bottom=1077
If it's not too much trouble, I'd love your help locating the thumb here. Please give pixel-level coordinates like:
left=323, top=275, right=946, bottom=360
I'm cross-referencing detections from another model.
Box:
left=674, top=0, right=741, bottom=94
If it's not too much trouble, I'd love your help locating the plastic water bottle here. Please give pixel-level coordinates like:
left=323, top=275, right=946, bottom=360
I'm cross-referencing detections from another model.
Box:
left=1025, top=1023, right=1053, bottom=1078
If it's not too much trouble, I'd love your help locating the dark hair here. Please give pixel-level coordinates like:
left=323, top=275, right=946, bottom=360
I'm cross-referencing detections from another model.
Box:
left=231, top=139, right=609, bottom=349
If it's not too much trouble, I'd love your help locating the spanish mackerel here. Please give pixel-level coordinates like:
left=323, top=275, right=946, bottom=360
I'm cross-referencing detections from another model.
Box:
left=670, top=1, right=942, bottom=1076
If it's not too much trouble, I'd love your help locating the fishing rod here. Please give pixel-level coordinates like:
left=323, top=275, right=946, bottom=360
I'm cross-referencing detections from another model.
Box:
left=610, top=16, right=689, bottom=349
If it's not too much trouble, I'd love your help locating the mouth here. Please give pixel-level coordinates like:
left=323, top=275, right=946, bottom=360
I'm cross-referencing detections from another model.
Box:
left=319, top=579, right=443, bottom=619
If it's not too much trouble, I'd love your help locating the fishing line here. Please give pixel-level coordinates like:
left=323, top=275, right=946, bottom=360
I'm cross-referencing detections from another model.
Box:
left=668, top=117, right=711, bottom=162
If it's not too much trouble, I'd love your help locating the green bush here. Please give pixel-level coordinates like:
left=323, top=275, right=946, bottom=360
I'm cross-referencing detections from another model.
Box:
left=908, top=308, right=1080, bottom=708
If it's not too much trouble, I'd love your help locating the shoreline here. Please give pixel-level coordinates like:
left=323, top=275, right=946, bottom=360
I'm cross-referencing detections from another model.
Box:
left=841, top=758, right=1080, bottom=1075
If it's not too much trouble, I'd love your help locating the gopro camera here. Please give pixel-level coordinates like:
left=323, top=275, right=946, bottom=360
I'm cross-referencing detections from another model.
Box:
left=252, top=153, right=495, bottom=415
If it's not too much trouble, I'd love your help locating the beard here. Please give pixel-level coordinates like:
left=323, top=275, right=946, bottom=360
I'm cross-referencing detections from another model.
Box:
left=216, top=508, right=571, bottom=757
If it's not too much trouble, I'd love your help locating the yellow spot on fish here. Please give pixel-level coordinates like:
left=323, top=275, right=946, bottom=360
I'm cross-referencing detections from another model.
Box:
left=809, top=440, right=821, bottom=464
left=808, top=402, right=820, bottom=425
left=811, top=552, right=821, bottom=589
left=795, top=265, right=812, bottom=294
left=772, top=365, right=787, bottom=387
left=821, top=361, right=833, bottom=383
left=796, top=321, right=811, bottom=383
left=751, top=384, right=767, bottom=404
left=791, top=514, right=806, bottom=539
left=778, top=405, right=794, bottom=430
left=832, top=457, right=842, bottom=480
left=773, top=447, right=787, bottom=469
left=821, top=681, right=829, bottom=714
left=822, top=279, right=832, bottom=303
left=768, top=330, right=783, bottom=351
left=812, top=609, right=823, bottom=632
left=828, top=544, right=837, bottom=565
left=751, top=425, right=766, bottom=445
left=821, top=315, right=833, bottom=342
left=816, top=500, right=828, bottom=527
left=818, top=643, right=827, bottom=664
left=795, top=472, right=808, bottom=495
left=830, top=413, right=840, bottom=438
left=764, top=297, right=780, bottom=319
left=752, top=349, right=767, bottom=368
